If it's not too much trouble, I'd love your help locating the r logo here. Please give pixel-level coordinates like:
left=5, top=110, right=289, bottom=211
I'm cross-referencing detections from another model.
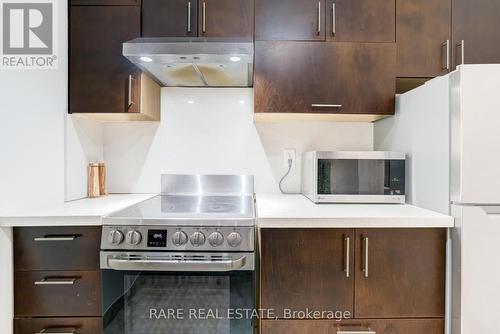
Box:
left=2, top=2, right=53, bottom=55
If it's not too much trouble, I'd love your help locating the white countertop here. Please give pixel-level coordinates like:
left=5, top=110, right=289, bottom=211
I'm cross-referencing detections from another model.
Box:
left=0, top=193, right=453, bottom=228
left=0, top=194, right=156, bottom=226
left=257, top=194, right=453, bottom=228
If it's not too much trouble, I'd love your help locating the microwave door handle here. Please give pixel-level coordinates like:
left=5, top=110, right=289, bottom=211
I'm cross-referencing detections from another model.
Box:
left=107, top=256, right=247, bottom=272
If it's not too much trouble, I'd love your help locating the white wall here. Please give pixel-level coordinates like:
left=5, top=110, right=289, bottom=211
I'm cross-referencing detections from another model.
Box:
left=374, top=76, right=450, bottom=214
left=103, top=88, right=374, bottom=194
left=0, top=1, right=67, bottom=212
left=65, top=115, right=104, bottom=201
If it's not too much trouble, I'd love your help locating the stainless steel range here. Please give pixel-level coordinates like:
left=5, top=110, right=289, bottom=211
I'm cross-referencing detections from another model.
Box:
left=100, top=175, right=256, bottom=334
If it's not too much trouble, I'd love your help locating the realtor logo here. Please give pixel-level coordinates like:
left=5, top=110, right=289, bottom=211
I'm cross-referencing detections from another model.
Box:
left=0, top=0, right=57, bottom=69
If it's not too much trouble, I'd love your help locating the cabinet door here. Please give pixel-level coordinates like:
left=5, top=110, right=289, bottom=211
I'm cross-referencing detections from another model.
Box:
left=198, top=0, right=254, bottom=37
left=452, top=0, right=500, bottom=69
left=326, top=0, right=395, bottom=42
left=254, top=41, right=395, bottom=115
left=354, top=229, right=446, bottom=318
left=255, top=0, right=325, bottom=41
left=143, top=0, right=197, bottom=37
left=396, top=0, right=451, bottom=77
left=70, top=6, right=140, bottom=114
left=260, top=229, right=354, bottom=319
left=261, top=319, right=444, bottom=334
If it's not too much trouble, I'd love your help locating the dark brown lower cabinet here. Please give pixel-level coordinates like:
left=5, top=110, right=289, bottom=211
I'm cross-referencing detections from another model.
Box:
left=354, top=229, right=446, bottom=318
left=254, top=41, right=396, bottom=115
left=14, top=317, right=102, bottom=334
left=260, top=319, right=444, bottom=334
left=15, top=270, right=102, bottom=317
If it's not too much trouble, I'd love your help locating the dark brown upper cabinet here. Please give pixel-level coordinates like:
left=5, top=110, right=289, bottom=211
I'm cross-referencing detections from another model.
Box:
left=254, top=41, right=396, bottom=116
left=260, top=229, right=355, bottom=318
left=255, top=0, right=395, bottom=42
left=326, top=0, right=395, bottom=42
left=70, top=0, right=140, bottom=5
left=70, top=6, right=140, bottom=114
left=396, top=0, right=451, bottom=78
left=452, top=0, right=500, bottom=69
left=198, top=0, right=254, bottom=37
left=354, top=229, right=446, bottom=319
left=255, top=0, right=326, bottom=41
left=142, top=0, right=198, bottom=37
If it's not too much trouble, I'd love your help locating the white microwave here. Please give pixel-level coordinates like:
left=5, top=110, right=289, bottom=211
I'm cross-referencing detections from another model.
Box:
left=301, top=151, right=406, bottom=204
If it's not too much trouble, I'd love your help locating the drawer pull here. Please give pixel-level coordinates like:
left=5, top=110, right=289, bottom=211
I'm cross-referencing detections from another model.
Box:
left=34, top=277, right=79, bottom=285
left=337, top=326, right=375, bottom=334
left=34, top=235, right=80, bottom=242
left=37, top=328, right=78, bottom=334
left=344, top=236, right=350, bottom=278
left=311, top=104, right=342, bottom=108
left=362, top=237, right=369, bottom=278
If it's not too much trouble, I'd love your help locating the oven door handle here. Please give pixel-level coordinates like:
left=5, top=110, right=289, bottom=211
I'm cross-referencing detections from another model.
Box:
left=106, top=256, right=248, bottom=272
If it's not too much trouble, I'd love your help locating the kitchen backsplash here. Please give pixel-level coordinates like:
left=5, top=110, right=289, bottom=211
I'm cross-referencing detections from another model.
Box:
left=66, top=88, right=373, bottom=199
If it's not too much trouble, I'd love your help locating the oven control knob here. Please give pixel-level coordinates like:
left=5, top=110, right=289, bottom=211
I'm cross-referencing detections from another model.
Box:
left=190, top=231, right=206, bottom=247
left=107, top=230, right=124, bottom=245
left=227, top=232, right=242, bottom=247
left=172, top=231, right=188, bottom=246
left=208, top=232, right=224, bottom=247
left=126, top=230, right=142, bottom=246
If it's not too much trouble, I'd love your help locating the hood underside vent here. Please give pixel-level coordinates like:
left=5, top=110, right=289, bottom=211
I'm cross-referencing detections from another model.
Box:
left=123, top=37, right=254, bottom=87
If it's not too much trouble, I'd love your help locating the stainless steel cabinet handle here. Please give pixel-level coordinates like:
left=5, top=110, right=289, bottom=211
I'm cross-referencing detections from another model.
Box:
left=107, top=255, right=247, bottom=272
left=34, top=277, right=78, bottom=285
left=37, top=327, right=78, bottom=334
left=457, top=40, right=465, bottom=66
left=317, top=2, right=321, bottom=34
left=127, top=74, right=134, bottom=108
left=332, top=3, right=336, bottom=36
left=311, top=104, right=342, bottom=108
left=202, top=2, right=206, bottom=33
left=441, top=39, right=450, bottom=70
left=187, top=2, right=191, bottom=33
left=362, top=237, right=369, bottom=278
left=337, top=327, right=376, bottom=334
left=34, top=235, right=79, bottom=242
left=344, top=236, right=350, bottom=278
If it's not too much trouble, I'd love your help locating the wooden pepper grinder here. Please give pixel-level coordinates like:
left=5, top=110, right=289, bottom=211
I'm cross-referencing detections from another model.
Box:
left=88, top=163, right=100, bottom=198
left=98, top=162, right=107, bottom=196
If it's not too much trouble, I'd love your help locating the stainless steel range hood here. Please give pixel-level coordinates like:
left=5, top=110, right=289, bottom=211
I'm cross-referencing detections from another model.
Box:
left=123, top=37, right=254, bottom=87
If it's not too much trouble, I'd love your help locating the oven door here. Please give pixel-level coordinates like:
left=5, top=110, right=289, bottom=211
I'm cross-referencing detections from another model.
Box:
left=100, top=252, right=255, bottom=334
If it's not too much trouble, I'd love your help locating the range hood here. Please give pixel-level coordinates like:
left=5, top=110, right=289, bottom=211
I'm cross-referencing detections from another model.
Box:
left=123, top=37, right=254, bottom=87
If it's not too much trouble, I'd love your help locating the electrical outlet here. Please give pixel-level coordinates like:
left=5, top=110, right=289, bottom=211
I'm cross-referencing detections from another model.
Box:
left=283, top=148, right=296, bottom=168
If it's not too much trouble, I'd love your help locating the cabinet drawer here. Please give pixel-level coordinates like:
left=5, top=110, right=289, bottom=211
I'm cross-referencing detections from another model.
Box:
left=14, top=226, right=101, bottom=271
left=260, top=319, right=444, bottom=334
left=70, top=0, right=140, bottom=5
left=15, top=271, right=102, bottom=317
left=15, top=317, right=102, bottom=334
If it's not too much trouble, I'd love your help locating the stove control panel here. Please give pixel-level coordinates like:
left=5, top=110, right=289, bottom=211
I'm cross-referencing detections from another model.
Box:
left=101, top=226, right=254, bottom=252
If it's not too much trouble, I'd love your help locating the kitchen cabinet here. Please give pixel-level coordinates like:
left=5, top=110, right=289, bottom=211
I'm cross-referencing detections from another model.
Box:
left=325, top=0, right=395, bottom=43
left=255, top=0, right=326, bottom=41
left=354, top=229, right=446, bottom=318
left=260, top=229, right=354, bottom=318
left=255, top=0, right=395, bottom=42
left=14, top=227, right=103, bottom=334
left=452, top=0, right=500, bottom=69
left=261, top=319, right=444, bottom=334
left=142, top=0, right=198, bottom=37
left=143, top=0, right=253, bottom=38
left=254, top=41, right=396, bottom=116
left=198, top=0, right=254, bottom=38
left=70, top=6, right=160, bottom=120
left=396, top=0, right=451, bottom=77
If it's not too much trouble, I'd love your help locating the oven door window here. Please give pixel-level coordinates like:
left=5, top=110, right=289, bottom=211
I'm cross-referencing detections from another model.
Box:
left=102, top=271, right=253, bottom=334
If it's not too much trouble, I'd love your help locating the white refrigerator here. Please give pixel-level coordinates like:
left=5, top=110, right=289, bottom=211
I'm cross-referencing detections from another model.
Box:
left=375, top=64, right=500, bottom=334
left=449, top=65, right=500, bottom=334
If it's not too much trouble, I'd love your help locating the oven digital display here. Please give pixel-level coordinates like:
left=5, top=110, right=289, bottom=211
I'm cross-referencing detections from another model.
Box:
left=147, top=230, right=167, bottom=247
